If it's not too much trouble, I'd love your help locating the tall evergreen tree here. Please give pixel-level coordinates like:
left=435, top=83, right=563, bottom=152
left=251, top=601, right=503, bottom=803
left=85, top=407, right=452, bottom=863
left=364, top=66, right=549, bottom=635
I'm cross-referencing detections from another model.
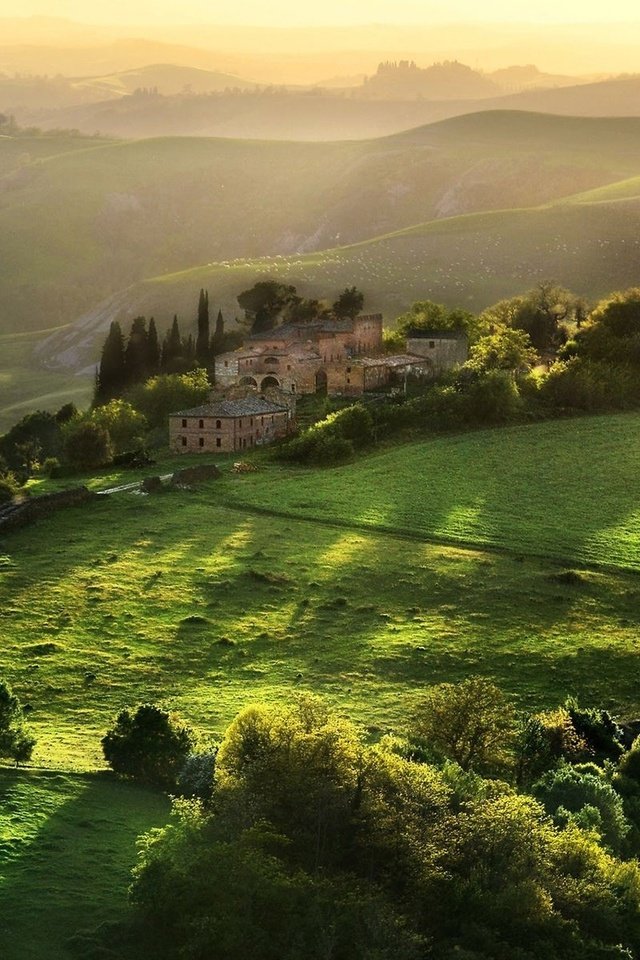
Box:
left=147, top=317, right=160, bottom=375
left=211, top=309, right=225, bottom=356
left=183, top=334, right=196, bottom=365
left=196, top=289, right=210, bottom=364
left=161, top=315, right=183, bottom=372
left=94, top=320, right=126, bottom=405
left=124, top=317, right=149, bottom=385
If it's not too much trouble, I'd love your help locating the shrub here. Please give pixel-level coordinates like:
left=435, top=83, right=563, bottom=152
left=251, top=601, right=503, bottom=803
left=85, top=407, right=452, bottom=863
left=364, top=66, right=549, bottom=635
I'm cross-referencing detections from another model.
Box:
left=41, top=457, right=62, bottom=478
left=463, top=370, right=523, bottom=424
left=63, top=419, right=113, bottom=471
left=102, top=703, right=196, bottom=788
left=177, top=747, right=218, bottom=802
left=0, top=472, right=19, bottom=504
left=532, top=763, right=629, bottom=853
left=0, top=680, right=36, bottom=764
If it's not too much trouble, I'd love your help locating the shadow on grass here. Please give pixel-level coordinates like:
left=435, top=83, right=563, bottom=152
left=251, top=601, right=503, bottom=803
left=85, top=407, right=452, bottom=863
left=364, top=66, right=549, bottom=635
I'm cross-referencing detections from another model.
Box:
left=0, top=768, right=169, bottom=960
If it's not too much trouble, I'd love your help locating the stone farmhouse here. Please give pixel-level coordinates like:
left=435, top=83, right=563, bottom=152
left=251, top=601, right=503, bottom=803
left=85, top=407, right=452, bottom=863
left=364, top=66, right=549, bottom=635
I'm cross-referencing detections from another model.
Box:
left=169, top=395, right=292, bottom=454
left=213, top=314, right=468, bottom=397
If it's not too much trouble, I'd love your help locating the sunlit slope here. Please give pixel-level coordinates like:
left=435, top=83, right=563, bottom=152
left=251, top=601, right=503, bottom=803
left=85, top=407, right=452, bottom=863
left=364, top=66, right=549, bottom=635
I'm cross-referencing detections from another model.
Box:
left=224, top=413, right=640, bottom=573
left=5, top=112, right=640, bottom=335
left=5, top=414, right=640, bottom=771
left=132, top=190, right=640, bottom=320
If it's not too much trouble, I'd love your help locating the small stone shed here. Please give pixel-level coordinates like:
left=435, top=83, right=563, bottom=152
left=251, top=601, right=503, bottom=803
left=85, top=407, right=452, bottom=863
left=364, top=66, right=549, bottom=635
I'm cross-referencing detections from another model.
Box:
left=169, top=395, right=292, bottom=454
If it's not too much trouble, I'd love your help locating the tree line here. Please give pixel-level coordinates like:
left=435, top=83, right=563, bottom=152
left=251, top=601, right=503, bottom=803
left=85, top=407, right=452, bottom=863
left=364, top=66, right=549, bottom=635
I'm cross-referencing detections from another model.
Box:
left=95, top=290, right=226, bottom=405
left=58, top=680, right=640, bottom=959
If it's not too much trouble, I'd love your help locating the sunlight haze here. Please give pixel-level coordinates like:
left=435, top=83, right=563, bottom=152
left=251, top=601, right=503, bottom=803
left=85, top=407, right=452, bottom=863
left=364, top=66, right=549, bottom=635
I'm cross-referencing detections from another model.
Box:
left=5, top=0, right=640, bottom=25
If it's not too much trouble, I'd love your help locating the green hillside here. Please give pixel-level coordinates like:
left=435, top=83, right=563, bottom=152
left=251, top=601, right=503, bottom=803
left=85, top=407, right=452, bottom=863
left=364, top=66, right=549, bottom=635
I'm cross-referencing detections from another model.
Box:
left=4, top=111, right=640, bottom=337
left=0, top=769, right=168, bottom=960
left=4, top=413, right=640, bottom=772
left=0, top=328, right=92, bottom=432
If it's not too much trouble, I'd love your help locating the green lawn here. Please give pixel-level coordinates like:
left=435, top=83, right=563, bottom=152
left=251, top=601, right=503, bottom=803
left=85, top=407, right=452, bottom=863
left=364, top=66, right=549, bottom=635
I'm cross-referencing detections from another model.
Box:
left=4, top=413, right=640, bottom=770
left=4, top=411, right=640, bottom=957
left=0, top=768, right=168, bottom=960
left=221, top=413, right=640, bottom=572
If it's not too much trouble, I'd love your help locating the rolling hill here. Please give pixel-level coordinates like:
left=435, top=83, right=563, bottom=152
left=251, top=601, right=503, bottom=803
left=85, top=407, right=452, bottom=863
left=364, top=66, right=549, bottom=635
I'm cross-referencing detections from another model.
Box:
left=38, top=173, right=640, bottom=377
left=18, top=74, right=640, bottom=142
left=4, top=111, right=640, bottom=337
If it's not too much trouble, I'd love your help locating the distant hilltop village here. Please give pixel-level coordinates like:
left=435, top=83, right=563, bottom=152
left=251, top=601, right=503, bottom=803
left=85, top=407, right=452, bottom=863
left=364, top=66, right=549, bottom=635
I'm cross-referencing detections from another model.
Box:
left=169, top=315, right=468, bottom=455
left=214, top=314, right=468, bottom=398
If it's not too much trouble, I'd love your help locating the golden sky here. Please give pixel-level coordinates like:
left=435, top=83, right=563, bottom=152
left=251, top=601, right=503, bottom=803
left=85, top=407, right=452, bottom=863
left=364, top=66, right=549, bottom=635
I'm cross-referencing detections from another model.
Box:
left=5, top=0, right=640, bottom=25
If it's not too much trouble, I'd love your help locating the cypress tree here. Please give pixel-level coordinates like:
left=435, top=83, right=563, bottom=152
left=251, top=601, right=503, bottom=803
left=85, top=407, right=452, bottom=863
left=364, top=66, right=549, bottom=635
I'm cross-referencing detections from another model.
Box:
left=124, top=317, right=149, bottom=386
left=162, top=315, right=183, bottom=372
left=183, top=334, right=196, bottom=364
left=94, top=320, right=126, bottom=405
left=196, top=288, right=210, bottom=364
left=211, top=309, right=225, bottom=356
left=147, top=317, right=160, bottom=375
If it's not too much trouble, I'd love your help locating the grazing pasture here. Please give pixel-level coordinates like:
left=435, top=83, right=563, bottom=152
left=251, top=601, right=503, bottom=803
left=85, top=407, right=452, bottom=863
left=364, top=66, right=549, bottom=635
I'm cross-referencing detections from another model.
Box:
left=2, top=413, right=640, bottom=772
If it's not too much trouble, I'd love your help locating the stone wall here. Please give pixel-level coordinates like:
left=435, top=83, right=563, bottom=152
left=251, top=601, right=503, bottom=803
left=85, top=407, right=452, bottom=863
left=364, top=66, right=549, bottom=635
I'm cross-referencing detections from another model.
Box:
left=0, top=486, right=96, bottom=534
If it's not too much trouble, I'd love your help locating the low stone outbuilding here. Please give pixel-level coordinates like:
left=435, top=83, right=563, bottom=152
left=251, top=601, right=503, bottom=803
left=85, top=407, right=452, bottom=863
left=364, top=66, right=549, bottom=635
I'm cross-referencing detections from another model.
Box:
left=405, top=329, right=469, bottom=373
left=169, top=395, right=292, bottom=454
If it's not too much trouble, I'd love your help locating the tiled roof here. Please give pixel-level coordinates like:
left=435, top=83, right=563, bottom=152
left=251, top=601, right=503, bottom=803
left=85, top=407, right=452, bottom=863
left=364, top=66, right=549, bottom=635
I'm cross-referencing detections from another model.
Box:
left=361, top=355, right=431, bottom=368
left=171, top=396, right=289, bottom=418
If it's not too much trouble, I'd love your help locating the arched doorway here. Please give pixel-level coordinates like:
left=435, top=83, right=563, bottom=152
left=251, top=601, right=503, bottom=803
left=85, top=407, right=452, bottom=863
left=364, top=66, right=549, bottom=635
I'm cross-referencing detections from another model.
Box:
left=239, top=376, right=258, bottom=387
left=261, top=376, right=280, bottom=390
left=315, top=369, right=328, bottom=394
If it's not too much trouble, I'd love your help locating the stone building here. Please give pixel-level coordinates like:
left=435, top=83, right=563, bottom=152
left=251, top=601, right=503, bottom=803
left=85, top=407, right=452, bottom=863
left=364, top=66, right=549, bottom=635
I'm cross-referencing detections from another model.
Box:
left=169, top=395, right=291, bottom=454
left=213, top=315, right=467, bottom=398
left=404, top=330, right=469, bottom=374
left=214, top=314, right=384, bottom=395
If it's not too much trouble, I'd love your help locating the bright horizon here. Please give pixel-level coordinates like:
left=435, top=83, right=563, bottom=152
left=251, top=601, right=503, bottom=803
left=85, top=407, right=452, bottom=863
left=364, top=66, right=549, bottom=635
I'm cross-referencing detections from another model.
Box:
left=5, top=1, right=640, bottom=26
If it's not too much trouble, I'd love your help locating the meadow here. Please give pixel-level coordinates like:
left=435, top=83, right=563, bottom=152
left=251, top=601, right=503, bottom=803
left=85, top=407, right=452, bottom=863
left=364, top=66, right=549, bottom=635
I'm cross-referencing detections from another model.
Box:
left=3, top=412, right=640, bottom=774
left=4, top=411, right=640, bottom=955
left=0, top=768, right=168, bottom=960
left=0, top=328, right=92, bottom=432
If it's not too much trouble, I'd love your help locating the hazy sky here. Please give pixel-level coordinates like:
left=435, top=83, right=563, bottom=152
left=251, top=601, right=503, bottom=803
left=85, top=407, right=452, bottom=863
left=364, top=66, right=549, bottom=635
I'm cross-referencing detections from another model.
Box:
left=6, top=0, right=640, bottom=25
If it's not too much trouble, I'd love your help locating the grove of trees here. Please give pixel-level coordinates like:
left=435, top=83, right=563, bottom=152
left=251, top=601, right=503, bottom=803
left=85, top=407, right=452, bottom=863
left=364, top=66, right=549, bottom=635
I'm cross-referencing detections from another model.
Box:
left=89, top=685, right=640, bottom=960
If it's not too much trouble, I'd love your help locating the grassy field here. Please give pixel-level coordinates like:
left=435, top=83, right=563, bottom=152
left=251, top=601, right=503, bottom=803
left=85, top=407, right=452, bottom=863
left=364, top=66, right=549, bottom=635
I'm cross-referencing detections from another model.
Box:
left=0, top=768, right=168, bottom=960
left=0, top=328, right=92, bottom=432
left=221, top=413, right=640, bottom=572
left=3, top=413, right=640, bottom=772
left=3, top=411, right=640, bottom=955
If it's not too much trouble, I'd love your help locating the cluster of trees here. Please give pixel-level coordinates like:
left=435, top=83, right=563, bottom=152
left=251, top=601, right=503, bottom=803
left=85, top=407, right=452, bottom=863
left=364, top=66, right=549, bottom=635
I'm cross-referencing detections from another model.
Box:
left=92, top=684, right=640, bottom=959
left=95, top=292, right=225, bottom=405
left=0, top=370, right=211, bottom=489
left=238, top=281, right=364, bottom=334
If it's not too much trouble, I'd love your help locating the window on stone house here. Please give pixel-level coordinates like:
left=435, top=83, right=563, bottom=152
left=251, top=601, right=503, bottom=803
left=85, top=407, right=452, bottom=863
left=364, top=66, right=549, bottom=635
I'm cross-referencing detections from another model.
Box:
left=239, top=419, right=242, bottom=428
left=347, top=377, right=351, bottom=384
left=182, top=419, right=187, bottom=428
left=199, top=438, right=204, bottom=448
left=216, top=438, right=221, bottom=448
left=224, top=361, right=228, bottom=367
left=181, top=437, right=187, bottom=447
left=346, top=366, right=351, bottom=373
left=199, top=419, right=204, bottom=429
left=250, top=418, right=253, bottom=426
left=216, top=420, right=221, bottom=429
left=429, top=341, right=435, bottom=349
